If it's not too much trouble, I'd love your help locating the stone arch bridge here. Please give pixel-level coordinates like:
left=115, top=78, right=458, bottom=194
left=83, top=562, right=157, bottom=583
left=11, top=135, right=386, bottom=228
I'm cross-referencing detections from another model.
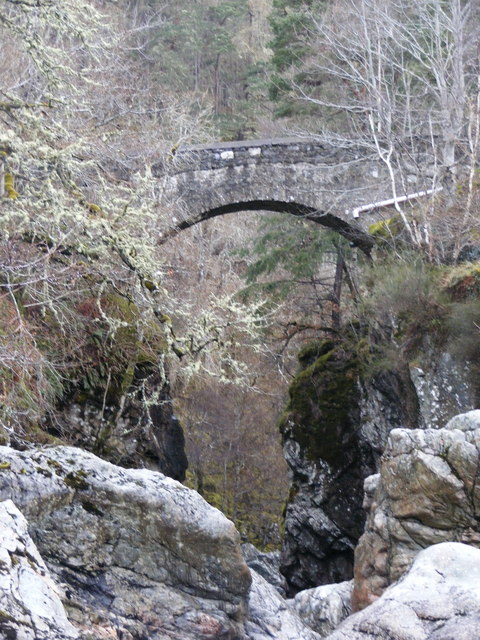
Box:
left=154, top=138, right=431, bottom=254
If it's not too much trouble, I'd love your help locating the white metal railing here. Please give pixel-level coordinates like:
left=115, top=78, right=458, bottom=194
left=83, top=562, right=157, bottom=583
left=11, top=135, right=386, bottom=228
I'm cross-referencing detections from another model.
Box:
left=349, top=187, right=443, bottom=218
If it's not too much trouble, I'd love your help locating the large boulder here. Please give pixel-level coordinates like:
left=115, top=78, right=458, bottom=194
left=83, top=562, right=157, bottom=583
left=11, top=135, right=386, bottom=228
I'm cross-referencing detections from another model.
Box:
left=353, top=411, right=480, bottom=610
left=0, top=445, right=251, bottom=639
left=326, top=542, right=480, bottom=640
left=245, top=570, right=322, bottom=640
left=289, top=581, right=352, bottom=638
left=0, top=499, right=78, bottom=640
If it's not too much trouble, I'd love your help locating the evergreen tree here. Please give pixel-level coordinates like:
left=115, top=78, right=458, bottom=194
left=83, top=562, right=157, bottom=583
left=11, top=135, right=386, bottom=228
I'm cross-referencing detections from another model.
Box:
left=239, top=215, right=356, bottom=334
left=268, top=0, right=326, bottom=117
left=140, top=0, right=264, bottom=138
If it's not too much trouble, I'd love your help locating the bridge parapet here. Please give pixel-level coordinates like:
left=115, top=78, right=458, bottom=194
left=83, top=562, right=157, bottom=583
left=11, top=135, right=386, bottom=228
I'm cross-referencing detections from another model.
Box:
left=161, top=138, right=372, bottom=173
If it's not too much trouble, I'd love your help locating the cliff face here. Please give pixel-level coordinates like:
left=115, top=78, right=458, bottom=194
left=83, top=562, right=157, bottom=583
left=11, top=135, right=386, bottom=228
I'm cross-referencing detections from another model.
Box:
left=279, top=336, right=477, bottom=594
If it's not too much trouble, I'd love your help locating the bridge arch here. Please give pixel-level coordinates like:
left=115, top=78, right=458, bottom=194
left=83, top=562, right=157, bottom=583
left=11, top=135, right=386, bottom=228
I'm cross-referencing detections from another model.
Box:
left=159, top=198, right=375, bottom=253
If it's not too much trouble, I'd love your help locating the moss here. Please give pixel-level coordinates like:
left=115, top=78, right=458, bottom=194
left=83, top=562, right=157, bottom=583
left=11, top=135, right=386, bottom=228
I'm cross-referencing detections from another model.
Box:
left=279, top=339, right=360, bottom=465
left=0, top=609, right=16, bottom=622
left=368, top=215, right=403, bottom=239
left=80, top=499, right=103, bottom=516
left=72, top=292, right=166, bottom=406
left=0, top=461, right=11, bottom=470
left=143, top=279, right=159, bottom=292
left=86, top=202, right=102, bottom=214
left=47, top=459, right=64, bottom=474
left=297, top=339, right=335, bottom=367
left=23, top=425, right=64, bottom=447
left=64, top=470, right=89, bottom=490
left=4, top=172, right=18, bottom=199
left=35, top=466, right=52, bottom=478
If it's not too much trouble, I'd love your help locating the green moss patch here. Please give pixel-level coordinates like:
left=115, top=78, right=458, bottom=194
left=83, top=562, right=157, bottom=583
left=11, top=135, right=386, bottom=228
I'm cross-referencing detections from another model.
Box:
left=64, top=470, right=89, bottom=491
left=279, top=338, right=360, bottom=465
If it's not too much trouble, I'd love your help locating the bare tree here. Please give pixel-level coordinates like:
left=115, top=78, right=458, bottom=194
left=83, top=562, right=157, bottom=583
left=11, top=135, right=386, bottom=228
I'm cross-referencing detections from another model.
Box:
left=300, top=0, right=480, bottom=259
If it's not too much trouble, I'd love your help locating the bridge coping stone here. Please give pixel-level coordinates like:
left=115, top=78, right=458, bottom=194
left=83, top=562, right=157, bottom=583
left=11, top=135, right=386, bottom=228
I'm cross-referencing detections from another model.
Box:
left=177, top=137, right=318, bottom=152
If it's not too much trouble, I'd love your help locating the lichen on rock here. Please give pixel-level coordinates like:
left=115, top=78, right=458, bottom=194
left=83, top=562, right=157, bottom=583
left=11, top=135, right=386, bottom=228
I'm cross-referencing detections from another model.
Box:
left=0, top=499, right=78, bottom=640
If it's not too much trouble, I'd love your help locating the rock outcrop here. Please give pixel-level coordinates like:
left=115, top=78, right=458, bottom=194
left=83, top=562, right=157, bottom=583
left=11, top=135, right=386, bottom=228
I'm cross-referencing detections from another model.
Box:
left=54, top=370, right=188, bottom=481
left=242, top=543, right=287, bottom=596
left=326, top=542, right=480, bottom=640
left=0, top=445, right=250, bottom=639
left=353, top=410, right=480, bottom=610
left=280, top=335, right=476, bottom=594
left=0, top=444, right=335, bottom=640
left=0, top=499, right=79, bottom=640
left=279, top=339, right=420, bottom=594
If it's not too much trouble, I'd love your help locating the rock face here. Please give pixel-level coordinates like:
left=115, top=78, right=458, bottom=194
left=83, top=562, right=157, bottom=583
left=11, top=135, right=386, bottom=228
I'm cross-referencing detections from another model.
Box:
left=409, top=348, right=475, bottom=429
left=353, top=411, right=480, bottom=610
left=0, top=499, right=79, bottom=640
left=280, top=336, right=476, bottom=594
left=242, top=543, right=288, bottom=596
left=289, top=581, right=352, bottom=638
left=55, top=371, right=188, bottom=481
left=279, top=339, right=420, bottom=594
left=0, top=445, right=333, bottom=640
left=0, top=445, right=250, bottom=640
left=326, top=542, right=480, bottom=640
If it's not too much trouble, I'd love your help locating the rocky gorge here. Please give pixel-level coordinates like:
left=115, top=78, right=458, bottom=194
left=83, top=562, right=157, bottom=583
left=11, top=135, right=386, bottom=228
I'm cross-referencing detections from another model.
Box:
left=1, top=403, right=480, bottom=639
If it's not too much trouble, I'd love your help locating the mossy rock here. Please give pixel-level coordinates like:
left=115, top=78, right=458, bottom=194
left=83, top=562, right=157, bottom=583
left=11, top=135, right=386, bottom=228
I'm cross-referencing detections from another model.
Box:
left=64, top=470, right=89, bottom=491
left=279, top=339, right=360, bottom=466
left=71, top=292, right=167, bottom=405
left=443, top=261, right=480, bottom=300
left=368, top=215, right=403, bottom=240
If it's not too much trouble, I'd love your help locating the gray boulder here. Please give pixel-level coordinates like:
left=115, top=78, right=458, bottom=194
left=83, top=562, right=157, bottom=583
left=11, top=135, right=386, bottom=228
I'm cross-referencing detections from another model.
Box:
left=289, top=580, right=352, bottom=637
left=326, top=542, right=480, bottom=640
left=0, top=499, right=78, bottom=640
left=245, top=570, right=322, bottom=640
left=353, top=411, right=480, bottom=610
left=0, top=445, right=251, bottom=639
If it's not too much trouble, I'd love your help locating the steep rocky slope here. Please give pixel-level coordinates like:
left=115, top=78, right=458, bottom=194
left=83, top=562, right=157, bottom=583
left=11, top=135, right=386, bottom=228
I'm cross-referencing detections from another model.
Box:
left=280, top=337, right=476, bottom=593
